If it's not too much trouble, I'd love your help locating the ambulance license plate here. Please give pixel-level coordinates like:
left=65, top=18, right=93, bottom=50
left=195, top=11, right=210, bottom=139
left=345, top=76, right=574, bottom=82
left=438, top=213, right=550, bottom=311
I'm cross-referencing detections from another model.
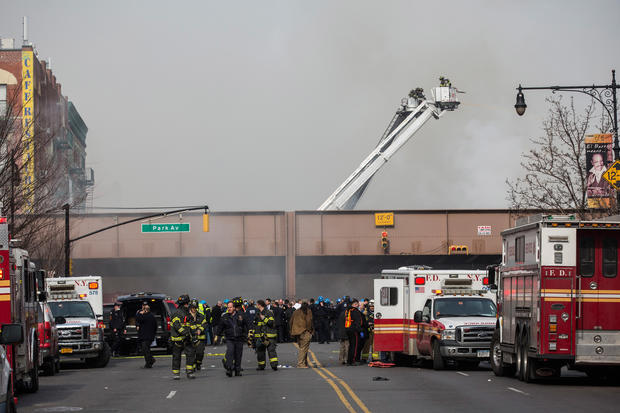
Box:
left=60, top=348, right=73, bottom=354
left=477, top=350, right=490, bottom=358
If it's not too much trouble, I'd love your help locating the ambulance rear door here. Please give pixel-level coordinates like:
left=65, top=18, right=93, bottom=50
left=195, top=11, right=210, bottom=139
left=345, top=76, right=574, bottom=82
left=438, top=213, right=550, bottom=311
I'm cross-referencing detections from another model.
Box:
left=373, top=278, right=407, bottom=352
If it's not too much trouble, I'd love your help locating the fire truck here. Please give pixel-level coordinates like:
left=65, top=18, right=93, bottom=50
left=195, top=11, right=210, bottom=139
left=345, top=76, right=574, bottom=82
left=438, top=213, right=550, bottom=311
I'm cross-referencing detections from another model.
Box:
left=374, top=267, right=496, bottom=369
left=0, top=217, right=46, bottom=394
left=489, top=215, right=620, bottom=382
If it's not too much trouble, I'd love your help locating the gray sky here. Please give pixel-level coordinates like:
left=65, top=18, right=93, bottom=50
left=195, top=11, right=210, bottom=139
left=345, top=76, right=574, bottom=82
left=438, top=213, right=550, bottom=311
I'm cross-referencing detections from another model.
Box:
left=2, top=0, right=620, bottom=211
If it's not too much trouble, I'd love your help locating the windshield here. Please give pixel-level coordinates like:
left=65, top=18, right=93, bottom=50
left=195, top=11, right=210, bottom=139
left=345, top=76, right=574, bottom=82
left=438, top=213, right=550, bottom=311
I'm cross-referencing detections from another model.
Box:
left=434, top=298, right=496, bottom=319
left=49, top=301, right=95, bottom=318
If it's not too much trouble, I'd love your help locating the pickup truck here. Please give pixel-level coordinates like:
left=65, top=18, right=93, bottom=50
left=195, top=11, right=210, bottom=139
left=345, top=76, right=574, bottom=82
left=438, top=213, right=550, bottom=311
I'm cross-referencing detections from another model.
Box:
left=48, top=300, right=110, bottom=368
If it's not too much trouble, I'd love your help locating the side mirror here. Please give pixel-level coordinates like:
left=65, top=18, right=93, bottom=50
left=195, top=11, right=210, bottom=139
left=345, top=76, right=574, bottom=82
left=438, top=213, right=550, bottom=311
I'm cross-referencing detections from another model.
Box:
left=38, top=291, right=47, bottom=301
left=55, top=316, right=67, bottom=325
left=414, top=311, right=423, bottom=323
left=0, top=323, right=24, bottom=345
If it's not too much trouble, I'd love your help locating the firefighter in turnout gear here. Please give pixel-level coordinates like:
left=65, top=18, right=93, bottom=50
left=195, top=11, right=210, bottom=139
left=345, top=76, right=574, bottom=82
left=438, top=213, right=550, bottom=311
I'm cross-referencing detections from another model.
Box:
left=189, top=299, right=208, bottom=371
left=251, top=299, right=279, bottom=371
left=215, top=297, right=248, bottom=377
left=171, top=294, right=197, bottom=380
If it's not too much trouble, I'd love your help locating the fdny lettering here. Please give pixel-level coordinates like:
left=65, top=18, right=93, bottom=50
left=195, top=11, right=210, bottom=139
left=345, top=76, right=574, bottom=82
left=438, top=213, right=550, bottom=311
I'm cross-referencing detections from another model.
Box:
left=542, top=267, right=574, bottom=278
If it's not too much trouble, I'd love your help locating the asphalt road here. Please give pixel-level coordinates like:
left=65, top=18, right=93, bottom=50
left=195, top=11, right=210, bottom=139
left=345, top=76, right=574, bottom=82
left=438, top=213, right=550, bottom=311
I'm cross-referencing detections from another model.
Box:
left=16, top=342, right=620, bottom=413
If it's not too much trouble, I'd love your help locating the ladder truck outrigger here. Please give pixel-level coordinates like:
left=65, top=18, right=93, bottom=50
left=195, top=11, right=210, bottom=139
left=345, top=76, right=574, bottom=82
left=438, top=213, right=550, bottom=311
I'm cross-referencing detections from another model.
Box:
left=318, top=77, right=461, bottom=211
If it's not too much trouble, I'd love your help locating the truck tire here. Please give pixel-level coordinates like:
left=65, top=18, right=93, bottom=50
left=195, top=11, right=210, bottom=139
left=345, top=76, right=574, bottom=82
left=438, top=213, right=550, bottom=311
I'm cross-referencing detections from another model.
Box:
left=95, top=343, right=111, bottom=368
left=23, top=344, right=39, bottom=393
left=490, top=329, right=515, bottom=377
left=518, top=332, right=537, bottom=382
left=432, top=340, right=445, bottom=370
left=515, top=333, right=523, bottom=380
left=43, top=358, right=55, bottom=376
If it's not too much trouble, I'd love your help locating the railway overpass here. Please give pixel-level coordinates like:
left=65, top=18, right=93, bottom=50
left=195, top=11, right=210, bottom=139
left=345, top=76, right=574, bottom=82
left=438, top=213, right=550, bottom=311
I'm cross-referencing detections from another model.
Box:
left=69, top=209, right=520, bottom=303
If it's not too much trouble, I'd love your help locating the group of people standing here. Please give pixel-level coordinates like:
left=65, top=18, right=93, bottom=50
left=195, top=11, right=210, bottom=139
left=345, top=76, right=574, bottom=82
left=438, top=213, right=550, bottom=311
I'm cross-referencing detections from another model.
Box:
left=111, top=294, right=376, bottom=379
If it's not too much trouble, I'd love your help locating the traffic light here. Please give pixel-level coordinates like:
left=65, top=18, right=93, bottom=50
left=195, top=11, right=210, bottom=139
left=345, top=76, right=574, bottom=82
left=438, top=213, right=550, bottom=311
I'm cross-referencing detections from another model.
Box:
left=381, top=231, right=389, bottom=252
left=449, top=245, right=468, bottom=255
left=203, top=213, right=209, bottom=232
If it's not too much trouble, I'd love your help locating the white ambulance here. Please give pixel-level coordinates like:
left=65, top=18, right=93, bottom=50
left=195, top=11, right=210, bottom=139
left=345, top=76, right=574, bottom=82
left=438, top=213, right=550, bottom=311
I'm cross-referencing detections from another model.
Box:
left=46, top=276, right=103, bottom=317
left=374, top=267, right=497, bottom=369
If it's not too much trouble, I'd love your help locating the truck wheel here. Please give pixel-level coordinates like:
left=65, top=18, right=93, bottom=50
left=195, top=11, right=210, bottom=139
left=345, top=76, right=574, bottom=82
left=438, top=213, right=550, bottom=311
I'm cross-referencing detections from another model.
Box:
left=515, top=334, right=523, bottom=380
left=432, top=340, right=445, bottom=370
left=43, top=359, right=55, bottom=376
left=518, top=332, right=537, bottom=382
left=96, top=343, right=111, bottom=368
left=54, top=357, right=61, bottom=374
left=23, top=345, right=39, bottom=393
left=490, top=329, right=515, bottom=377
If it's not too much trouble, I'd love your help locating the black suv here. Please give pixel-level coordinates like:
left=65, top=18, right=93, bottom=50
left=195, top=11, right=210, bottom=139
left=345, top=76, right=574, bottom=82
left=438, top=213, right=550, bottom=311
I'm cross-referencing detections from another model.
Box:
left=117, top=293, right=176, bottom=354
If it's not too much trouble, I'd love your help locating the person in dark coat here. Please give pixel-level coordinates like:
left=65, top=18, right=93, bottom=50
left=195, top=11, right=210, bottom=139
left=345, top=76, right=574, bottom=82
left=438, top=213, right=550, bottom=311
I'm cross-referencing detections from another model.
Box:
left=211, top=301, right=223, bottom=335
left=109, top=302, right=125, bottom=357
left=272, top=302, right=284, bottom=343
left=337, top=306, right=349, bottom=364
left=215, top=298, right=248, bottom=377
left=345, top=299, right=364, bottom=366
left=136, top=304, right=158, bottom=368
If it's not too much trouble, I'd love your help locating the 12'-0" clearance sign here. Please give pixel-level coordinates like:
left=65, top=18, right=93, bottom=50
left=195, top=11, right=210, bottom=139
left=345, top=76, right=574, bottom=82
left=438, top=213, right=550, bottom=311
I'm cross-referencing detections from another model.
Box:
left=22, top=50, right=34, bottom=210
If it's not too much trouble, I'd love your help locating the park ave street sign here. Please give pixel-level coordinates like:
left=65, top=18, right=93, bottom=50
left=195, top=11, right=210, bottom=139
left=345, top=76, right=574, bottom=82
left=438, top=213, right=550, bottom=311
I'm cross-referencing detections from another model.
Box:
left=603, top=160, right=620, bottom=190
left=141, top=223, right=190, bottom=233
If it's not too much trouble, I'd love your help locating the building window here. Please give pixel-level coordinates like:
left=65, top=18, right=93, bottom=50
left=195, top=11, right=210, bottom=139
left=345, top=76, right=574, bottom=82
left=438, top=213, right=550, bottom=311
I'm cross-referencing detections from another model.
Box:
left=0, top=84, right=6, bottom=117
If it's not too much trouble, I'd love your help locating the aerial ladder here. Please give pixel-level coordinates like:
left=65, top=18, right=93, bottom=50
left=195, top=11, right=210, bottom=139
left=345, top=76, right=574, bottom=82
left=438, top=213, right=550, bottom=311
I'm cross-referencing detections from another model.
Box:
left=318, top=77, right=461, bottom=211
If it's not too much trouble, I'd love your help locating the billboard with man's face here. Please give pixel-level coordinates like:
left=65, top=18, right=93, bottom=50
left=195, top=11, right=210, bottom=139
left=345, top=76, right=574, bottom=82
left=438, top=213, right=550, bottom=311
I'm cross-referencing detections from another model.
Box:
left=585, top=134, right=613, bottom=209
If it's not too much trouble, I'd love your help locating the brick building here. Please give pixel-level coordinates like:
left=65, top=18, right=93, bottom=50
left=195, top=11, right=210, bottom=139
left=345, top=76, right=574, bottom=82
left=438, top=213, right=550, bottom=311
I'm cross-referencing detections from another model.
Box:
left=0, top=36, right=93, bottom=210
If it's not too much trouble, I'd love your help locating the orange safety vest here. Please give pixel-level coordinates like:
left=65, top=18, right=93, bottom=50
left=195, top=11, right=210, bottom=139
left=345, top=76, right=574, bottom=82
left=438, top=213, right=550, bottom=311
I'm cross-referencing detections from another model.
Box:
left=344, top=308, right=353, bottom=329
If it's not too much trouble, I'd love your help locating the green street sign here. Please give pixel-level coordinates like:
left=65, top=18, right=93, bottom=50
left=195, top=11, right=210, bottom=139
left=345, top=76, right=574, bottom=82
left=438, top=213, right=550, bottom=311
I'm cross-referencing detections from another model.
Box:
left=141, top=223, right=190, bottom=233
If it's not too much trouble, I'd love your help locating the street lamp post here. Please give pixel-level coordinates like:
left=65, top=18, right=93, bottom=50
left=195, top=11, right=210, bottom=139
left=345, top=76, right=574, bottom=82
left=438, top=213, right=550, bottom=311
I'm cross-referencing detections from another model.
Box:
left=514, top=69, right=620, bottom=205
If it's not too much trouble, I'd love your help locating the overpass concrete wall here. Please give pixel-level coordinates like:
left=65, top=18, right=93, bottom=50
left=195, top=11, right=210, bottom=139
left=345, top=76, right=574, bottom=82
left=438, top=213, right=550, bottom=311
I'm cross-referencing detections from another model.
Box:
left=67, top=209, right=518, bottom=301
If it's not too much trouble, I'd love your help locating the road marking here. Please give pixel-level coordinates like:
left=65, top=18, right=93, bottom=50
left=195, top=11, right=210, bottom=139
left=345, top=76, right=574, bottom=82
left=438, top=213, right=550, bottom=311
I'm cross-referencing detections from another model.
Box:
left=457, top=371, right=469, bottom=377
left=166, top=391, right=176, bottom=399
left=507, top=387, right=530, bottom=396
left=308, top=358, right=357, bottom=413
left=308, top=349, right=372, bottom=413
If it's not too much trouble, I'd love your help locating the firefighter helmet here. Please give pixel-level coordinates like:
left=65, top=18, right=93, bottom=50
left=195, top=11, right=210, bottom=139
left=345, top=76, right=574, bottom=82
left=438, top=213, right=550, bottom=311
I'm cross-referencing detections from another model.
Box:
left=189, top=299, right=199, bottom=308
left=232, top=297, right=244, bottom=307
left=177, top=294, right=190, bottom=306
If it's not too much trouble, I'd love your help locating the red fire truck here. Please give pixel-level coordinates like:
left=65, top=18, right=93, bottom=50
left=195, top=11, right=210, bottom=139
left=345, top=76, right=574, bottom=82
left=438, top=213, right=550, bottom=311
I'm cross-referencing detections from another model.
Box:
left=489, top=214, right=620, bottom=382
left=0, top=217, right=44, bottom=393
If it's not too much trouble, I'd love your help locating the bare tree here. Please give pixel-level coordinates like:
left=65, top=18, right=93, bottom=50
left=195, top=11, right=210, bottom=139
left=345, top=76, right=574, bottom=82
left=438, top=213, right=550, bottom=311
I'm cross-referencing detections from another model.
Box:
left=507, top=96, right=613, bottom=219
left=0, top=81, right=83, bottom=267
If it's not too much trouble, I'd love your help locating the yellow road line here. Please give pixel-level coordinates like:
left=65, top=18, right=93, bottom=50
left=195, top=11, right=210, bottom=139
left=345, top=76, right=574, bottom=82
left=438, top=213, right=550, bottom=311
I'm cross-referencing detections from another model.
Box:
left=308, top=358, right=357, bottom=413
left=309, top=350, right=372, bottom=413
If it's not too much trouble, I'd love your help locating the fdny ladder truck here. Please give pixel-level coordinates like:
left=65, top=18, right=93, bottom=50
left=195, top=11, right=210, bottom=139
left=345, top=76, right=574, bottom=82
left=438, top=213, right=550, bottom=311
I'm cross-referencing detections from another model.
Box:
left=489, top=215, right=620, bottom=382
left=318, top=78, right=460, bottom=211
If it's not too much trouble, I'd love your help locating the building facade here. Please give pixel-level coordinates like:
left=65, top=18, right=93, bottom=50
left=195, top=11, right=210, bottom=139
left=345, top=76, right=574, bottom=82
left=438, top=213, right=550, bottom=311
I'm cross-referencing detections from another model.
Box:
left=0, top=36, right=93, bottom=211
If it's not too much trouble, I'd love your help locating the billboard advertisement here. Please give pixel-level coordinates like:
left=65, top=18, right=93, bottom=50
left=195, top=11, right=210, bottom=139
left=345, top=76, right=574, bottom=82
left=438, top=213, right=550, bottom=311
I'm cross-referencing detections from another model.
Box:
left=585, top=134, right=613, bottom=209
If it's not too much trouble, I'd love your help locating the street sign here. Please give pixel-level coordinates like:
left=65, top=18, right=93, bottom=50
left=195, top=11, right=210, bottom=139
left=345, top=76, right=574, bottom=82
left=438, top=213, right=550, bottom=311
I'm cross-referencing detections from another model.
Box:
left=375, top=212, right=394, bottom=227
left=141, top=223, right=190, bottom=233
left=602, top=160, right=620, bottom=190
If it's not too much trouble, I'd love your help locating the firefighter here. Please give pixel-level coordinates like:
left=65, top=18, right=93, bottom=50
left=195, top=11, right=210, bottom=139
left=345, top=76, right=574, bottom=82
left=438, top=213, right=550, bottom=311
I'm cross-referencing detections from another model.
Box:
left=251, top=299, right=279, bottom=371
left=198, top=300, right=213, bottom=345
left=361, top=299, right=375, bottom=362
left=215, top=297, right=248, bottom=377
left=189, top=299, right=207, bottom=371
left=170, top=294, right=197, bottom=380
